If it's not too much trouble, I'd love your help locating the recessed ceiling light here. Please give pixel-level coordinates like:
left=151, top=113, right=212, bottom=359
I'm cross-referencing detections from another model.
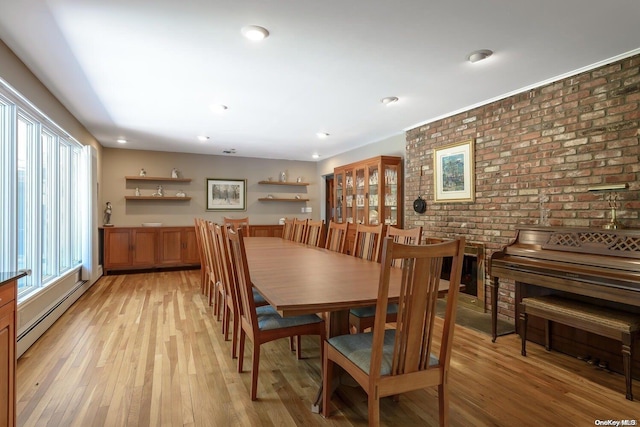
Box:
left=197, top=135, right=210, bottom=142
left=381, top=96, right=399, bottom=105
left=210, top=104, right=228, bottom=113
left=467, top=49, right=493, bottom=63
left=312, top=153, right=320, bottom=159
left=117, top=138, right=127, bottom=144
left=316, top=132, right=330, bottom=139
left=241, top=25, right=269, bottom=41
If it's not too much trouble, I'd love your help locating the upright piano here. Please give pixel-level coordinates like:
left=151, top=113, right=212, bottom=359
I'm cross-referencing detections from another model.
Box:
left=490, top=226, right=640, bottom=376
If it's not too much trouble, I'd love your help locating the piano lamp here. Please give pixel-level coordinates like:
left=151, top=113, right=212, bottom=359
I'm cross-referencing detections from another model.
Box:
left=588, top=183, right=629, bottom=229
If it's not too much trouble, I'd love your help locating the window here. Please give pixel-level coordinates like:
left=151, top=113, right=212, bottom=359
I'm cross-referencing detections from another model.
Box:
left=0, top=80, right=85, bottom=301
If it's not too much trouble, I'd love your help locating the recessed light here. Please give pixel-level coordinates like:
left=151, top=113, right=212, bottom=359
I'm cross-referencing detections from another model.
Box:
left=117, top=138, right=127, bottom=144
left=316, top=132, right=330, bottom=139
left=241, top=25, right=269, bottom=41
left=312, top=153, right=320, bottom=159
left=467, top=49, right=493, bottom=63
left=197, top=135, right=210, bottom=142
left=210, top=104, right=228, bottom=113
left=381, top=96, right=399, bottom=105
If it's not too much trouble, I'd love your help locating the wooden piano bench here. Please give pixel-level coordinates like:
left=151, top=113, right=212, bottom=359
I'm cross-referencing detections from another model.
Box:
left=520, top=295, right=640, bottom=401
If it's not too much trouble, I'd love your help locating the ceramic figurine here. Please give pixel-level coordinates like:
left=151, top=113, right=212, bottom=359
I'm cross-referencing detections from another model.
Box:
left=171, top=168, right=179, bottom=179
left=139, top=168, right=146, bottom=176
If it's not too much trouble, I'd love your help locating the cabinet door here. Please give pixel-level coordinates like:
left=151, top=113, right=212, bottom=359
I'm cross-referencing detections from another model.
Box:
left=381, top=161, right=401, bottom=226
left=0, top=299, right=15, bottom=427
left=104, top=229, right=133, bottom=270
left=158, top=228, right=183, bottom=266
left=132, top=229, right=158, bottom=267
left=181, top=228, right=200, bottom=264
left=334, top=170, right=344, bottom=224
left=367, top=163, right=380, bottom=225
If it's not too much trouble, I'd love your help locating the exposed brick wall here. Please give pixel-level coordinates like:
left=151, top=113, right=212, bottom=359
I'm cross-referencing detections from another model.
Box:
left=405, top=54, right=640, bottom=321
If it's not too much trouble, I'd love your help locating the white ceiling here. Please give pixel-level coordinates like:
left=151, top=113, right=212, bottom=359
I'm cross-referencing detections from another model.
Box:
left=1, top=1, right=639, bottom=161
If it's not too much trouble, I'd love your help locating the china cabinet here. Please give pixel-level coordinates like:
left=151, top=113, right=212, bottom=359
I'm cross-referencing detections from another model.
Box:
left=333, top=156, right=402, bottom=227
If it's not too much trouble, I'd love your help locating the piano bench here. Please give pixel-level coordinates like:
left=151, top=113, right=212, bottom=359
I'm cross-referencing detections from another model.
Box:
left=520, top=295, right=640, bottom=401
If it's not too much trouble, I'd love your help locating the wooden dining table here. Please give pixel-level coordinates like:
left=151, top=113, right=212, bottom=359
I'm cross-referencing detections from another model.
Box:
left=243, top=236, right=453, bottom=412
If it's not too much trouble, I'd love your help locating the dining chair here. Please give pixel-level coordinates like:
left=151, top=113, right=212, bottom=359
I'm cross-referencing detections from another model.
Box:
left=282, top=217, right=295, bottom=240
left=204, top=221, right=225, bottom=314
left=349, top=226, right=424, bottom=333
left=325, top=220, right=349, bottom=254
left=213, top=223, right=268, bottom=358
left=196, top=218, right=219, bottom=308
left=351, top=223, right=384, bottom=262
left=223, top=216, right=250, bottom=235
left=291, top=218, right=308, bottom=243
left=323, top=237, right=466, bottom=426
left=227, top=228, right=326, bottom=400
left=304, top=219, right=325, bottom=247
left=193, top=218, right=207, bottom=294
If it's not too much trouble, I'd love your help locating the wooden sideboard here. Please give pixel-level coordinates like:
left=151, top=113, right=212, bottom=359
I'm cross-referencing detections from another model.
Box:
left=1, top=271, right=27, bottom=427
left=102, top=224, right=284, bottom=274
left=102, top=226, right=200, bottom=274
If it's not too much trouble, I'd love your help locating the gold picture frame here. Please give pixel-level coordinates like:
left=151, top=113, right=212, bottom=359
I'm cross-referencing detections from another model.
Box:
left=433, top=139, right=475, bottom=203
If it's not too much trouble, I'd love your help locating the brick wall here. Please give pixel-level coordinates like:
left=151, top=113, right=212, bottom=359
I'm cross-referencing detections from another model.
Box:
left=405, top=54, right=640, bottom=321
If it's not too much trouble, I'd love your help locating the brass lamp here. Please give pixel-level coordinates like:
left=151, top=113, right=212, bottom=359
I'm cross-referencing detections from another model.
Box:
left=588, top=183, right=629, bottom=229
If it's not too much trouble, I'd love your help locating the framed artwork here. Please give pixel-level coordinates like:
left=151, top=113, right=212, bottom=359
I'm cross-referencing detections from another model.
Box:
left=433, top=139, right=475, bottom=203
left=206, top=178, right=247, bottom=211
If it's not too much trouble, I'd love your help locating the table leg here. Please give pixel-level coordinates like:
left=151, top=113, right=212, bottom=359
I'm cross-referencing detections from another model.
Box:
left=311, top=309, right=350, bottom=414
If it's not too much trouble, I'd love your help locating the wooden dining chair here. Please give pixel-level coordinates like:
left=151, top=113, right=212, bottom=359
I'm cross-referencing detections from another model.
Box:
left=291, top=218, right=308, bottom=243
left=223, top=216, right=250, bottom=235
left=323, top=237, right=466, bottom=426
left=196, top=219, right=220, bottom=309
left=227, top=228, right=326, bottom=400
left=213, top=223, right=268, bottom=358
left=193, top=218, right=209, bottom=295
left=349, top=226, right=424, bottom=333
left=351, top=223, right=384, bottom=262
left=304, top=219, right=325, bottom=247
left=282, top=217, right=295, bottom=240
left=325, top=220, right=349, bottom=254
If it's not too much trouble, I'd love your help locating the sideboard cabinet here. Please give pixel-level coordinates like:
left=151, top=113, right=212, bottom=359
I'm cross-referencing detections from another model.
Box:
left=103, top=226, right=200, bottom=274
left=333, top=155, right=403, bottom=227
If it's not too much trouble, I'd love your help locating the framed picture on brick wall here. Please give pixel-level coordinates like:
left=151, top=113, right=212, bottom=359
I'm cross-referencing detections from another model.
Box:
left=433, top=139, right=475, bottom=203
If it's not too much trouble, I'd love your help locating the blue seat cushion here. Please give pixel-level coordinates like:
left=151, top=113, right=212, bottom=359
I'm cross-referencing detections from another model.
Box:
left=252, top=287, right=266, bottom=305
left=255, top=305, right=323, bottom=331
left=328, top=329, right=438, bottom=375
left=350, top=303, right=398, bottom=319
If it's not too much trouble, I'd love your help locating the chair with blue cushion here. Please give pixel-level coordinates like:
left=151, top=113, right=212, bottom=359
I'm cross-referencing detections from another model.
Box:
left=349, top=226, right=423, bottom=333
left=323, top=236, right=465, bottom=426
left=212, top=223, right=267, bottom=359
left=227, top=228, right=326, bottom=400
left=351, top=223, right=383, bottom=262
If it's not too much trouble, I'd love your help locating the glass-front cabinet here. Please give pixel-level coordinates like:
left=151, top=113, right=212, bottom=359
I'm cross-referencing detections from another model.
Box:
left=333, top=156, right=402, bottom=227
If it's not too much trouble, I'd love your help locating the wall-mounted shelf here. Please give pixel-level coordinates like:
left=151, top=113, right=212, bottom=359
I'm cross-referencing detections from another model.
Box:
left=258, top=198, right=309, bottom=202
left=258, top=180, right=309, bottom=186
left=125, top=176, right=192, bottom=182
left=125, top=196, right=192, bottom=201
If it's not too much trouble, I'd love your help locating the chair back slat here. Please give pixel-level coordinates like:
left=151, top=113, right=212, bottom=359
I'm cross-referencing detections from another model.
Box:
left=304, top=220, right=324, bottom=247
left=371, top=237, right=465, bottom=378
left=352, top=223, right=383, bottom=262
left=325, top=221, right=349, bottom=253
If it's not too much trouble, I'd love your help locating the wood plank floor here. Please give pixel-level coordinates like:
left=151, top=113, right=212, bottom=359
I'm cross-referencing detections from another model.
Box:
left=16, top=270, right=639, bottom=426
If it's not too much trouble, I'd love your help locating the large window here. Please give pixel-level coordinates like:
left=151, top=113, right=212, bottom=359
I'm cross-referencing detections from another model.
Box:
left=0, top=82, right=84, bottom=301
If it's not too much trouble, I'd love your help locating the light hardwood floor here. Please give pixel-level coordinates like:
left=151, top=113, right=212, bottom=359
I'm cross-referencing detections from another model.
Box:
left=17, top=270, right=639, bottom=426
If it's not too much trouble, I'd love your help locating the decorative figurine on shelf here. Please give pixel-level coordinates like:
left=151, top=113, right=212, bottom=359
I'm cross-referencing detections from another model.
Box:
left=139, top=168, right=147, bottom=177
left=103, top=202, right=113, bottom=226
left=279, top=171, right=287, bottom=182
left=135, top=187, right=141, bottom=196
left=176, top=190, right=186, bottom=197
left=152, top=185, right=164, bottom=197
left=171, top=168, right=179, bottom=179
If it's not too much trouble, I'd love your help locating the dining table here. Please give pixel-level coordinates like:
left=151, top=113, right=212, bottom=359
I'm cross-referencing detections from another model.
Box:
left=243, top=236, right=454, bottom=412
